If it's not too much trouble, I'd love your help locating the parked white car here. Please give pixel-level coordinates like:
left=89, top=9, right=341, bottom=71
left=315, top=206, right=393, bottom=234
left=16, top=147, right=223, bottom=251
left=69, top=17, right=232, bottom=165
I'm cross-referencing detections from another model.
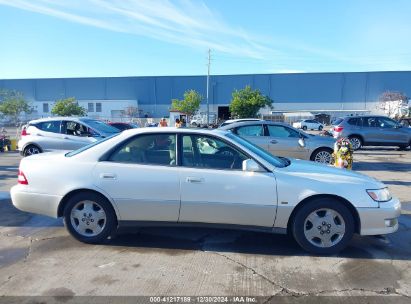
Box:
left=293, top=119, right=324, bottom=131
left=18, top=117, right=120, bottom=156
left=11, top=128, right=400, bottom=254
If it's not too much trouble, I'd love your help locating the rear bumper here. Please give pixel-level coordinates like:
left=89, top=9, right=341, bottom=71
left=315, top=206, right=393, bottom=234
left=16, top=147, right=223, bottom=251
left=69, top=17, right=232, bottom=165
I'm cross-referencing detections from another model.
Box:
left=357, top=197, right=401, bottom=235
left=10, top=185, right=62, bottom=218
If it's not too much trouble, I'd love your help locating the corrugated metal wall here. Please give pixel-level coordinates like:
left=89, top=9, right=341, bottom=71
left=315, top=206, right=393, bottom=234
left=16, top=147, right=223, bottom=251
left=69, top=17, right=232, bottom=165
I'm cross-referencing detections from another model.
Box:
left=1, top=71, right=410, bottom=116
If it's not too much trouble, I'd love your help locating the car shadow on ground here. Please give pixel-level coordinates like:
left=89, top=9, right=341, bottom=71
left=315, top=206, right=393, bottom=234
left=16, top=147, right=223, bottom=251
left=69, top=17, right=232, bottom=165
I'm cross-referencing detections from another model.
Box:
left=2, top=199, right=411, bottom=260
left=106, top=214, right=411, bottom=261
left=353, top=162, right=411, bottom=172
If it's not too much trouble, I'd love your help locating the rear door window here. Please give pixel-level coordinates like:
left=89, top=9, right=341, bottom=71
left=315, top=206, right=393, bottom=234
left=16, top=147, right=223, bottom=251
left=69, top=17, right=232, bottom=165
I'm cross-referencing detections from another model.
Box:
left=347, top=118, right=359, bottom=126
left=109, top=134, right=177, bottom=166
left=36, top=121, right=62, bottom=133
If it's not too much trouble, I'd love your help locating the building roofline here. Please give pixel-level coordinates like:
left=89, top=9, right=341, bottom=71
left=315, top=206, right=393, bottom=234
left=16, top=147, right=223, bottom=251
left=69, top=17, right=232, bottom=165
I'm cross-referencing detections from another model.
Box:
left=1, top=70, right=411, bottom=81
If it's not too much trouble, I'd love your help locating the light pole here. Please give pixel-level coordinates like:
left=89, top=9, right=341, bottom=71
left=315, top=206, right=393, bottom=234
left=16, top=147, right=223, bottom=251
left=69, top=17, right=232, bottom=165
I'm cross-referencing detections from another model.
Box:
left=206, top=49, right=211, bottom=126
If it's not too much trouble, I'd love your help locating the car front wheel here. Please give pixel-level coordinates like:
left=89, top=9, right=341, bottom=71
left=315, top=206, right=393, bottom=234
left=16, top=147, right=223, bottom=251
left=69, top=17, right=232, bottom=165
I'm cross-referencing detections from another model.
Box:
left=292, top=198, right=354, bottom=254
left=63, top=192, right=117, bottom=244
left=302, top=126, right=307, bottom=130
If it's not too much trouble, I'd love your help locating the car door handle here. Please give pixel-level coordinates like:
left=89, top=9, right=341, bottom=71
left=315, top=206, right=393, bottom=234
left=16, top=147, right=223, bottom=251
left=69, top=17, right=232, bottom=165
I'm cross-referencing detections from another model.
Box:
left=270, top=139, right=278, bottom=144
left=63, top=136, right=70, bottom=139
left=186, top=177, right=204, bottom=183
left=100, top=173, right=117, bottom=179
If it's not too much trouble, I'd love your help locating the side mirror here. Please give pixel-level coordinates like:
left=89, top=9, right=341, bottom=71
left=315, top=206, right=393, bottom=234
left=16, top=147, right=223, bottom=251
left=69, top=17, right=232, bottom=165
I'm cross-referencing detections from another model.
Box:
left=298, top=138, right=305, bottom=147
left=242, top=159, right=264, bottom=172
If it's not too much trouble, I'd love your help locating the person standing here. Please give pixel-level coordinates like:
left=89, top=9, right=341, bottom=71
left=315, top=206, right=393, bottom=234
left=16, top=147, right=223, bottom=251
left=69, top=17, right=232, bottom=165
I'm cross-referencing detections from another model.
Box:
left=175, top=118, right=182, bottom=128
left=159, top=118, right=168, bottom=127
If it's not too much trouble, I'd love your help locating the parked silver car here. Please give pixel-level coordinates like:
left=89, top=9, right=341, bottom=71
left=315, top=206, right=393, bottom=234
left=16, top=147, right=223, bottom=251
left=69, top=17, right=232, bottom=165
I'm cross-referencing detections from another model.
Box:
left=332, top=115, right=411, bottom=150
left=18, top=117, right=120, bottom=156
left=219, top=121, right=335, bottom=163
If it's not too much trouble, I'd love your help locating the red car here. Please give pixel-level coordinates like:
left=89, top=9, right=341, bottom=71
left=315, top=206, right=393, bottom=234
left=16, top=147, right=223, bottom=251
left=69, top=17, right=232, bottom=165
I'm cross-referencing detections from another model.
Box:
left=107, top=122, right=139, bottom=131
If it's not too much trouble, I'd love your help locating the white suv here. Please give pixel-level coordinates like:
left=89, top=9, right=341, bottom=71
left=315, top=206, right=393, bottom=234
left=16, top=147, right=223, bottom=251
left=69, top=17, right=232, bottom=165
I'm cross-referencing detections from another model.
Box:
left=18, top=117, right=120, bottom=156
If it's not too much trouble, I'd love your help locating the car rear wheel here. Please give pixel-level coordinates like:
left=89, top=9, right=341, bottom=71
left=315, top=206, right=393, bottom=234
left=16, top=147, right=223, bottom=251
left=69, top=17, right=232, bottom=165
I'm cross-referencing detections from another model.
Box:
left=23, top=145, right=41, bottom=157
left=348, top=136, right=362, bottom=150
left=292, top=198, right=354, bottom=254
left=63, top=192, right=117, bottom=244
left=318, top=126, right=323, bottom=131
left=311, top=148, right=333, bottom=164
left=302, top=126, right=307, bottom=130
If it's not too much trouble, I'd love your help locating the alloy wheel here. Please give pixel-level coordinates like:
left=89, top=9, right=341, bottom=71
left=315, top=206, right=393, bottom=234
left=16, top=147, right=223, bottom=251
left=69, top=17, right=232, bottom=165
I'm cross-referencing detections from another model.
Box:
left=303, top=208, right=346, bottom=248
left=350, top=137, right=361, bottom=150
left=25, top=146, right=40, bottom=156
left=314, top=151, right=332, bottom=163
left=70, top=200, right=107, bottom=237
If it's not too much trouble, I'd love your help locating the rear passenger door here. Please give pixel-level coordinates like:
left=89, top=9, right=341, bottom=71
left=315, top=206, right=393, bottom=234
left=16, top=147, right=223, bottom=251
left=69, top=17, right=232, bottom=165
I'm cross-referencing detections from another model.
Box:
left=359, top=117, right=381, bottom=144
left=93, top=133, right=181, bottom=222
left=32, top=120, right=63, bottom=152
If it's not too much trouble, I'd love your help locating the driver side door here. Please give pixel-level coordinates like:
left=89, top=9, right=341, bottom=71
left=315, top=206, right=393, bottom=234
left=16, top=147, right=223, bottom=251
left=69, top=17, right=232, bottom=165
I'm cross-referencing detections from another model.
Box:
left=61, top=120, right=96, bottom=150
left=178, top=134, right=278, bottom=227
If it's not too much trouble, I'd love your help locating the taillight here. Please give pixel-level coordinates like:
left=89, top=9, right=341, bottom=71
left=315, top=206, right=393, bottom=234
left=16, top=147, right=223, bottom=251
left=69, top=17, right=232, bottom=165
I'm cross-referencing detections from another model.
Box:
left=334, top=126, right=344, bottom=132
left=21, top=129, right=29, bottom=136
left=18, top=170, right=28, bottom=185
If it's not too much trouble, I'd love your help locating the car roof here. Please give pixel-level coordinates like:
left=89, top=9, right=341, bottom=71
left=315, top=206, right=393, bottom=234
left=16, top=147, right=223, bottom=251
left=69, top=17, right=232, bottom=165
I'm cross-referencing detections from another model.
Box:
left=219, top=120, right=292, bottom=130
left=121, top=127, right=230, bottom=136
left=28, top=117, right=95, bottom=124
left=342, top=115, right=389, bottom=119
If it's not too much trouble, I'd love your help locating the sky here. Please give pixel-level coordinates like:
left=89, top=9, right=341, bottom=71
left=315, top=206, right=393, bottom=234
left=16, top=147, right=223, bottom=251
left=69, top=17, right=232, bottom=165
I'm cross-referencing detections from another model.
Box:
left=0, top=0, right=411, bottom=79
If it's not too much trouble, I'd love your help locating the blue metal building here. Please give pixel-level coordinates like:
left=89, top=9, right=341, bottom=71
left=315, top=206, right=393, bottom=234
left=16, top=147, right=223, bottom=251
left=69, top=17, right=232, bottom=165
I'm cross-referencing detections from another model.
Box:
left=0, top=71, right=410, bottom=120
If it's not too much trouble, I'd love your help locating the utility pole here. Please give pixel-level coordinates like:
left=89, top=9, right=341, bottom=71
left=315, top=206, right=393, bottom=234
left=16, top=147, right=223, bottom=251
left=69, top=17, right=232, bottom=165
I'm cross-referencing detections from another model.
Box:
left=206, top=49, right=211, bottom=126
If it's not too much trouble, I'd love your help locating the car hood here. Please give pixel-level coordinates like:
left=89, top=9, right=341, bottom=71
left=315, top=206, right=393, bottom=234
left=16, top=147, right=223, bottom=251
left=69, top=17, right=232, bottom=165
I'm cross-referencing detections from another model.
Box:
left=306, top=134, right=335, bottom=146
left=278, top=159, right=384, bottom=188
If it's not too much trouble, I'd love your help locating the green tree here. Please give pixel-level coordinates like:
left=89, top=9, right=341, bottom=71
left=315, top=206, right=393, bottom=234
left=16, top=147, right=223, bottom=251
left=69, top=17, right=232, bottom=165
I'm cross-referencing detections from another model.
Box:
left=229, top=85, right=272, bottom=118
left=171, top=89, right=202, bottom=116
left=0, top=89, right=31, bottom=124
left=51, top=97, right=86, bottom=116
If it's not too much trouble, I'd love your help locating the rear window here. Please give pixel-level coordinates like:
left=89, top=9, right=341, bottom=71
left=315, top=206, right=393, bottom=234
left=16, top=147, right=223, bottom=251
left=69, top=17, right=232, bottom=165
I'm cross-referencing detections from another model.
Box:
left=332, top=118, right=343, bottom=125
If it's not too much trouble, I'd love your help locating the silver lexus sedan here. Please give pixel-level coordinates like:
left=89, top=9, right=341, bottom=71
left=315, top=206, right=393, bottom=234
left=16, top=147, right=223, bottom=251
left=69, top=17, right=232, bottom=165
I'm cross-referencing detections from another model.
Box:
left=219, top=121, right=335, bottom=163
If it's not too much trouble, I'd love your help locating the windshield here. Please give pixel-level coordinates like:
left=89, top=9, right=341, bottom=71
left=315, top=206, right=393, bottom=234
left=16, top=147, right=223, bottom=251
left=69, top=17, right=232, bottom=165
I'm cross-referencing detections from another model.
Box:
left=65, top=133, right=120, bottom=157
left=226, top=133, right=286, bottom=168
left=82, top=119, right=120, bottom=134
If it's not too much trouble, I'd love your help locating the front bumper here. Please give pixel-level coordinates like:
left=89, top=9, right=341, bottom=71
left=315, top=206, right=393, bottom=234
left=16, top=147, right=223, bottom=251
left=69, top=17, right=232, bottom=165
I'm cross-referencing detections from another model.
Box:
left=10, top=185, right=62, bottom=218
left=357, top=197, right=401, bottom=235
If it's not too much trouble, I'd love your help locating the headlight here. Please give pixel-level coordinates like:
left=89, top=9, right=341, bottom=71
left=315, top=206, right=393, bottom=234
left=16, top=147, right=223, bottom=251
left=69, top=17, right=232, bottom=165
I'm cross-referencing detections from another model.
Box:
left=367, top=188, right=392, bottom=202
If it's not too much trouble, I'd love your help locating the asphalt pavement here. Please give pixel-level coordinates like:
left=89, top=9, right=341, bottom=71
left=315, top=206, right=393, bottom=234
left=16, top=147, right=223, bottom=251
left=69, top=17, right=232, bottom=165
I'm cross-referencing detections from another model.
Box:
left=0, top=148, right=410, bottom=302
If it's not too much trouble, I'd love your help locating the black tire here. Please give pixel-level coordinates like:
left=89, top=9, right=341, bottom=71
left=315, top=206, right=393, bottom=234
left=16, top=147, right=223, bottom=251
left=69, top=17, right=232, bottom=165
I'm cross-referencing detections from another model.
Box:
left=302, top=126, right=307, bottom=131
left=23, top=144, right=42, bottom=157
left=310, top=148, right=333, bottom=164
left=63, top=192, right=117, bottom=244
left=348, top=136, right=362, bottom=151
left=291, top=198, right=355, bottom=255
left=318, top=126, right=323, bottom=131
